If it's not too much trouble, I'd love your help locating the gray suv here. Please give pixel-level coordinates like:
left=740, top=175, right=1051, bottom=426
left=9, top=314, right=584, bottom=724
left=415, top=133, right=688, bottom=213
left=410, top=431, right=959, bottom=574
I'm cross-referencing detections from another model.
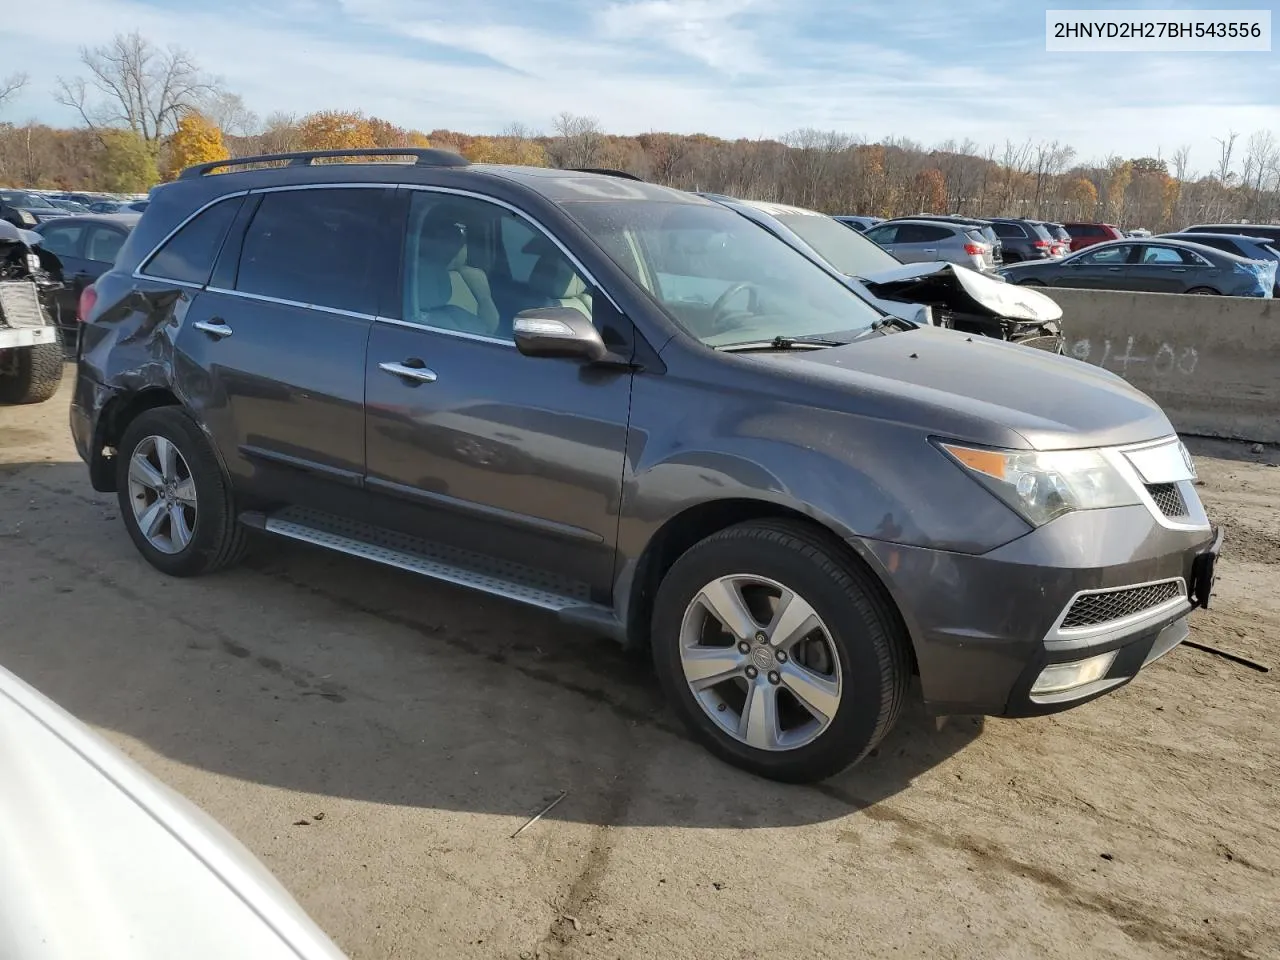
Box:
left=863, top=219, right=996, bottom=271
left=72, top=150, right=1222, bottom=783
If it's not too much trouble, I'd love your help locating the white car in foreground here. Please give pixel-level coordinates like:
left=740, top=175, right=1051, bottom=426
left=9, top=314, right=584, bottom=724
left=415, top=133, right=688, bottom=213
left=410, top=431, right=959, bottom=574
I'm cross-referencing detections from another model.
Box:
left=0, top=665, right=348, bottom=960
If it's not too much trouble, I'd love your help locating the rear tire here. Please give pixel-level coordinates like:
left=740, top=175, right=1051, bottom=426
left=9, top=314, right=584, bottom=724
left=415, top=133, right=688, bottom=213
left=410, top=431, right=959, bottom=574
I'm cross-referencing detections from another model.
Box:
left=0, top=342, right=63, bottom=405
left=115, top=406, right=248, bottom=577
left=1187, top=286, right=1219, bottom=295
left=1019, top=279, right=1047, bottom=286
left=651, top=520, right=910, bottom=783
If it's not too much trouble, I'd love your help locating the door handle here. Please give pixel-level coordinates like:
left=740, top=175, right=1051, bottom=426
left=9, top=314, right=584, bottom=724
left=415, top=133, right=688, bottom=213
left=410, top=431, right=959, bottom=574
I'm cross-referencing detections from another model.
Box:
left=193, top=319, right=233, bottom=339
left=379, top=360, right=438, bottom=383
left=1172, top=268, right=1187, bottom=273
left=922, top=248, right=937, bottom=253
left=1107, top=266, right=1122, bottom=271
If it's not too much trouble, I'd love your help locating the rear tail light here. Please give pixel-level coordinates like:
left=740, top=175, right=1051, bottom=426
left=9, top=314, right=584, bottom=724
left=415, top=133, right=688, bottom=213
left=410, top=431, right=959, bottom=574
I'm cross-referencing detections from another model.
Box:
left=77, top=284, right=97, bottom=323
left=1033, top=240, right=1052, bottom=248
left=964, top=243, right=988, bottom=256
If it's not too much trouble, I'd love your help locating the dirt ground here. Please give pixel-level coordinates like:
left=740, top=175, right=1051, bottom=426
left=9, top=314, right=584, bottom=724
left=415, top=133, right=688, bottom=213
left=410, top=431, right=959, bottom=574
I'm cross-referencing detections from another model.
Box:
left=1, top=370, right=1277, bottom=960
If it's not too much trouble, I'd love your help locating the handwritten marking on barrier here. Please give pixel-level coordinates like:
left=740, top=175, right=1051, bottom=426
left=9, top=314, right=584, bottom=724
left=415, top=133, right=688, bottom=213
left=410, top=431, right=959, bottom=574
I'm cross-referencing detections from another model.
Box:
left=1070, top=338, right=1199, bottom=377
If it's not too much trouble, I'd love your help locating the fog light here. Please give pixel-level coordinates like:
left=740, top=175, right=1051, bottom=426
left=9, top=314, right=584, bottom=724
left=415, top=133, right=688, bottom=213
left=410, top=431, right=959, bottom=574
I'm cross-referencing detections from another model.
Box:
left=1031, top=651, right=1118, bottom=696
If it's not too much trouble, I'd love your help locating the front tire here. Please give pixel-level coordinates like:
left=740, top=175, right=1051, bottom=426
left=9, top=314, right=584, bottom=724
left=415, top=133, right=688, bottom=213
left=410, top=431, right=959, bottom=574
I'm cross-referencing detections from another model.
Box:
left=0, top=342, right=63, bottom=404
left=1018, top=278, right=1047, bottom=286
left=1187, top=286, right=1219, bottom=295
left=116, top=406, right=248, bottom=577
left=651, top=520, right=910, bottom=783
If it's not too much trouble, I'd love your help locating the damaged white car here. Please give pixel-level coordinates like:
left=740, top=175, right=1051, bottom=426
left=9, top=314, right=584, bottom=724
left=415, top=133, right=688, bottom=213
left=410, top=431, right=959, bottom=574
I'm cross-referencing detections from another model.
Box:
left=702, top=195, right=1065, bottom=353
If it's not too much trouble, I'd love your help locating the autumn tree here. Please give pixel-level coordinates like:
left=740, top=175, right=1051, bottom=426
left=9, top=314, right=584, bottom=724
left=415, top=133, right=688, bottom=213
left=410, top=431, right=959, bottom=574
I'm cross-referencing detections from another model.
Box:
left=1062, top=177, right=1098, bottom=219
left=55, top=31, right=218, bottom=145
left=164, top=111, right=229, bottom=179
left=96, top=129, right=159, bottom=192
left=912, top=168, right=947, bottom=213
left=296, top=110, right=376, bottom=151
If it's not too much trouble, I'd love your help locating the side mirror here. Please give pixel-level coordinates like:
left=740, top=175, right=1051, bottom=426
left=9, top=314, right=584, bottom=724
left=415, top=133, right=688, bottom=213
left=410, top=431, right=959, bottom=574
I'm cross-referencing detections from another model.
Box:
left=513, top=307, right=608, bottom=362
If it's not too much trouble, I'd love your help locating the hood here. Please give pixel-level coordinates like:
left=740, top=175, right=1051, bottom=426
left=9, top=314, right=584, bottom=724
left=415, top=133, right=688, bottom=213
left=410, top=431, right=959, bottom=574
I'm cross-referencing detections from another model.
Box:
left=859, top=261, right=1063, bottom=322
left=0, top=220, right=43, bottom=247
left=752, top=325, right=1172, bottom=451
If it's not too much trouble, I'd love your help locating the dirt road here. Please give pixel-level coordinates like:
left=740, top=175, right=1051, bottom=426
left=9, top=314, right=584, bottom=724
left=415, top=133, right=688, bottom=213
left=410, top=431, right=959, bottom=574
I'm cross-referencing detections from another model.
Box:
left=2, top=373, right=1277, bottom=960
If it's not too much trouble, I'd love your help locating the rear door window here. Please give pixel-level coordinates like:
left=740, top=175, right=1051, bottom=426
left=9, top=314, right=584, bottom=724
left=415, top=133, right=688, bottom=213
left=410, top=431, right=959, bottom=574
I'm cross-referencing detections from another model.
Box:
left=993, top=222, right=1025, bottom=238
left=235, top=188, right=384, bottom=315
left=143, top=196, right=242, bottom=285
left=1139, top=245, right=1185, bottom=265
left=84, top=225, right=128, bottom=264
left=896, top=224, right=950, bottom=244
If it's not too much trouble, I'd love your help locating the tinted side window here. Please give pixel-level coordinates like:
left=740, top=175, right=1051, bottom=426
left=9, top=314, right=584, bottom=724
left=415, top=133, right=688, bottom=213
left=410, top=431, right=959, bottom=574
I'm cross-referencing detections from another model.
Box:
left=236, top=189, right=381, bottom=314
left=1079, top=244, right=1132, bottom=264
left=897, top=224, right=949, bottom=243
left=144, top=197, right=241, bottom=285
left=1180, top=236, right=1231, bottom=253
left=865, top=225, right=898, bottom=244
left=993, top=222, right=1024, bottom=238
left=38, top=223, right=85, bottom=258
left=1140, top=245, right=1183, bottom=264
left=85, top=226, right=127, bottom=264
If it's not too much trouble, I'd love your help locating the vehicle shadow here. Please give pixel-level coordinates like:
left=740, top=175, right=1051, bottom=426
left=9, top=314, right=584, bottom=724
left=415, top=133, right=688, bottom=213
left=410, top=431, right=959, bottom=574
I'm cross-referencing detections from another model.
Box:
left=0, top=459, right=983, bottom=830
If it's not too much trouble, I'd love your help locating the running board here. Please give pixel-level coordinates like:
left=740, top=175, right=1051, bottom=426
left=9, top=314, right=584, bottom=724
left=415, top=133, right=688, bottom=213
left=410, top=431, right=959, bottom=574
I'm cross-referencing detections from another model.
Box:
left=246, top=507, right=622, bottom=632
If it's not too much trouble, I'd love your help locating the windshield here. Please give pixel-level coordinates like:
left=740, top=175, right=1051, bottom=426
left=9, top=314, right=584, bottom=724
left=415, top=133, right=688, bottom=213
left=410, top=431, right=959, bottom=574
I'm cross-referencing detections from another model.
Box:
left=771, top=211, right=900, bottom=277
left=563, top=200, right=883, bottom=347
left=0, top=190, right=55, bottom=209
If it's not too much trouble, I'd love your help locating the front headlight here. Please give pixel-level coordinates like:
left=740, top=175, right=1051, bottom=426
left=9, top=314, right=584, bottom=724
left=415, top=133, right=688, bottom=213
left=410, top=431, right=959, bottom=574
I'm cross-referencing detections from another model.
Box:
left=936, top=441, right=1138, bottom=526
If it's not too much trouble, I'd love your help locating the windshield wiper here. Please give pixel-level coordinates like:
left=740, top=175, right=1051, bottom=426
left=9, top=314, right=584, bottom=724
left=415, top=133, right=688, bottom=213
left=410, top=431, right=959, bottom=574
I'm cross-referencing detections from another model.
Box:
left=719, top=335, right=848, bottom=353
left=845, top=315, right=918, bottom=342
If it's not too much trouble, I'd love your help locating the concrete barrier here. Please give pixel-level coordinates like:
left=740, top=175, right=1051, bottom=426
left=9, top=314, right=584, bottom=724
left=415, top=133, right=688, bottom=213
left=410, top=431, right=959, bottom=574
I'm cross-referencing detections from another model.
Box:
left=1039, top=287, right=1279, bottom=444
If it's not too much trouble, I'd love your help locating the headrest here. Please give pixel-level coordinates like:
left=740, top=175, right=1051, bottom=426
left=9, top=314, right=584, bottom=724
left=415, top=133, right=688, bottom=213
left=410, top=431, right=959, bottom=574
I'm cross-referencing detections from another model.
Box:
left=415, top=257, right=453, bottom=310
left=528, top=254, right=587, bottom=300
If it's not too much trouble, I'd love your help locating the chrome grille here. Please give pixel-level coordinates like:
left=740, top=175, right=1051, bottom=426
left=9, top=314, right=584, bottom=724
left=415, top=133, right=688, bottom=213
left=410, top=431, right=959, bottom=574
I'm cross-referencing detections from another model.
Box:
left=1061, top=580, right=1183, bottom=629
left=1146, top=483, right=1188, bottom=519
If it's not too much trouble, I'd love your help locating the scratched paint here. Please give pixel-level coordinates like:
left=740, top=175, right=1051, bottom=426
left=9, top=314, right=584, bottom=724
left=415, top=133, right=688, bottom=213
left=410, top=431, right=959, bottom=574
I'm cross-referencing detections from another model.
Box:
left=1069, top=338, right=1199, bottom=377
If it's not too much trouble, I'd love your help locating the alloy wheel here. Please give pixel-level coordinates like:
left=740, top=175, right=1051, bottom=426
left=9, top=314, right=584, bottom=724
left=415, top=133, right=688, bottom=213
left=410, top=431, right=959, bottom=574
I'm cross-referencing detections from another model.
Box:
left=679, top=574, right=842, bottom=751
left=127, top=435, right=198, bottom=554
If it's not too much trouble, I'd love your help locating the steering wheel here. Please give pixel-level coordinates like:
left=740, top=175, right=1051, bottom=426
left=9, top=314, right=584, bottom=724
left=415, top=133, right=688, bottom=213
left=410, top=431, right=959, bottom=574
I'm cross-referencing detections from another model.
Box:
left=709, top=282, right=761, bottom=331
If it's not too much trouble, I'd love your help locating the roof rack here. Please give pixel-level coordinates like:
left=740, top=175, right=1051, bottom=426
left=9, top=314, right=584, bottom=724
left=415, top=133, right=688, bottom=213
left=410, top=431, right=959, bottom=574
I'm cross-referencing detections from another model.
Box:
left=179, top=148, right=470, bottom=180
left=565, top=167, right=644, bottom=182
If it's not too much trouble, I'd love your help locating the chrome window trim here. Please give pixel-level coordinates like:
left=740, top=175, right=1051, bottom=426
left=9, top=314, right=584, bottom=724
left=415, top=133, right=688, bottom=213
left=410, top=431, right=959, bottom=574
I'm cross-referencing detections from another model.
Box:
left=135, top=181, right=626, bottom=337
left=1042, top=577, right=1191, bottom=652
left=202, top=286, right=376, bottom=321
left=132, top=191, right=250, bottom=283
left=373, top=315, right=515, bottom=348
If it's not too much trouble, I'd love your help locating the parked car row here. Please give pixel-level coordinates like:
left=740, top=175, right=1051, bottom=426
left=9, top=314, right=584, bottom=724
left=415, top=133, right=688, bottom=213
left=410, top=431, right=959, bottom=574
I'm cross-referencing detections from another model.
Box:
left=0, top=188, right=148, bottom=229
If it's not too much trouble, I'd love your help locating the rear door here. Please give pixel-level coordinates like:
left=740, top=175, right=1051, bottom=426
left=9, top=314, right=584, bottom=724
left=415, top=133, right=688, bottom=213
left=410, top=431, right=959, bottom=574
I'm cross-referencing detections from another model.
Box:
left=33, top=221, right=91, bottom=327
left=169, top=186, right=397, bottom=513
left=892, top=223, right=949, bottom=262
left=1127, top=243, right=1198, bottom=292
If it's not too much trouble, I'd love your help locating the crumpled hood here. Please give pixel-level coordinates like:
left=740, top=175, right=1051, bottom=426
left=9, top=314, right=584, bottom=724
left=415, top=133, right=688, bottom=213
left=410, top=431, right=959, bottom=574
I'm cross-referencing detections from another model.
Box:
left=753, top=325, right=1173, bottom=451
left=858, top=261, right=1063, bottom=321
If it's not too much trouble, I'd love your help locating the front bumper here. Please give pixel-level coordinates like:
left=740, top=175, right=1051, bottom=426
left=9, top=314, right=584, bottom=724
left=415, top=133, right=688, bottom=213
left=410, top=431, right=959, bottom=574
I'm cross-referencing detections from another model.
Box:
left=855, top=505, right=1220, bottom=717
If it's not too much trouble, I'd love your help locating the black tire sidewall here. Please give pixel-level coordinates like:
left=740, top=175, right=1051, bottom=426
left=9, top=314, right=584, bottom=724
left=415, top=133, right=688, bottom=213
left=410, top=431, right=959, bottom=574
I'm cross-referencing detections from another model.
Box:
left=652, top=524, right=901, bottom=782
left=115, top=407, right=235, bottom=576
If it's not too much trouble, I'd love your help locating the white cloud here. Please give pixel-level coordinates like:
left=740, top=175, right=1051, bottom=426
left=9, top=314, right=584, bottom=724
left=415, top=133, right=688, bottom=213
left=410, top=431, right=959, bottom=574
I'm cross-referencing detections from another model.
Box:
left=0, top=0, right=1275, bottom=176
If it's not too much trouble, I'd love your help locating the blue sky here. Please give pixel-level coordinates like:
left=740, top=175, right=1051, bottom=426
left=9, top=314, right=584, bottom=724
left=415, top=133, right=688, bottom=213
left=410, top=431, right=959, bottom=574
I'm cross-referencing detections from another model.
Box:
left=1, top=0, right=1276, bottom=173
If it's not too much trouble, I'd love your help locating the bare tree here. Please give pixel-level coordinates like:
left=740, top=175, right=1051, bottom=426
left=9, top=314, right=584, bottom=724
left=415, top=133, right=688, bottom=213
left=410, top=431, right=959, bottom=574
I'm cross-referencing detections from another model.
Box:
left=547, top=112, right=604, bottom=169
left=1213, top=130, right=1238, bottom=184
left=54, top=31, right=218, bottom=143
left=198, top=90, right=259, bottom=136
left=0, top=72, right=28, bottom=111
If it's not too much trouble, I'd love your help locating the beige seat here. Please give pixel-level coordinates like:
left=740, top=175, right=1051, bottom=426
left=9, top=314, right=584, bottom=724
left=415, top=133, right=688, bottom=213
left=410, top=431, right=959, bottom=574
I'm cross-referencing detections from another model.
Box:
left=412, top=215, right=499, bottom=336
left=527, top=251, right=593, bottom=320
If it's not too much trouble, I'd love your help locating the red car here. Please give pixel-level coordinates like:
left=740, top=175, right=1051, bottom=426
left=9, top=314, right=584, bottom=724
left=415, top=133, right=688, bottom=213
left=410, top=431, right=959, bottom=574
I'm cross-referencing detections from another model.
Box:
left=1062, top=222, right=1124, bottom=252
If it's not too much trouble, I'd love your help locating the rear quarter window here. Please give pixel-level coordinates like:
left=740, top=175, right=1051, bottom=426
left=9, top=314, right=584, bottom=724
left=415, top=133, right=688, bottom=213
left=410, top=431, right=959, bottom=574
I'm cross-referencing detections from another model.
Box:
left=141, top=197, right=243, bottom=285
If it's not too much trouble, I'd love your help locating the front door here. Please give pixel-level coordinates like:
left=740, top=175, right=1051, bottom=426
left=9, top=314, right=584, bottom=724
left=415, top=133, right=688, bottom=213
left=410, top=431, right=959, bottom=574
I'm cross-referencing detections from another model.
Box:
left=175, top=186, right=398, bottom=514
left=363, top=190, right=633, bottom=596
left=1055, top=243, right=1135, bottom=289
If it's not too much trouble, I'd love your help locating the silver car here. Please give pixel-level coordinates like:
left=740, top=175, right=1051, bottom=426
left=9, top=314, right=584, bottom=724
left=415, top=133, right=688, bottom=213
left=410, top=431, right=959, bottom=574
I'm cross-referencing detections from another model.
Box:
left=864, top=218, right=996, bottom=271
